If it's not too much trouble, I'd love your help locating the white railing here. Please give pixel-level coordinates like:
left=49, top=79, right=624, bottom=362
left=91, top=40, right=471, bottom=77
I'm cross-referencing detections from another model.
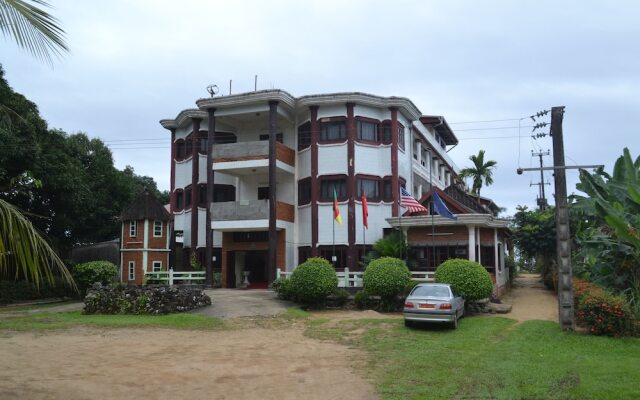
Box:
left=276, top=268, right=434, bottom=288
left=145, top=269, right=206, bottom=286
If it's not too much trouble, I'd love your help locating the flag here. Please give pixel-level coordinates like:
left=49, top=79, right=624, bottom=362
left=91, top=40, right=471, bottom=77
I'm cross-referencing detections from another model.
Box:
left=361, top=192, right=369, bottom=229
left=432, top=191, right=458, bottom=220
left=400, top=187, right=428, bottom=214
left=333, top=188, right=342, bottom=224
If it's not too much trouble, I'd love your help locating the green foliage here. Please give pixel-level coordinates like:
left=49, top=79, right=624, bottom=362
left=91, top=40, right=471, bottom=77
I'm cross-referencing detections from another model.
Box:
left=212, top=272, right=222, bottom=288
left=435, top=258, right=493, bottom=301
left=272, top=277, right=294, bottom=301
left=511, top=206, right=557, bottom=288
left=363, top=257, right=411, bottom=302
left=458, top=149, right=497, bottom=197
left=363, top=231, right=408, bottom=266
left=0, top=278, right=76, bottom=304
left=354, top=290, right=377, bottom=310
left=576, top=290, right=635, bottom=336
left=289, top=257, right=338, bottom=305
left=190, top=251, right=203, bottom=271
left=574, top=148, right=640, bottom=306
left=73, top=261, right=117, bottom=293
left=333, top=289, right=350, bottom=307
left=404, top=280, right=420, bottom=296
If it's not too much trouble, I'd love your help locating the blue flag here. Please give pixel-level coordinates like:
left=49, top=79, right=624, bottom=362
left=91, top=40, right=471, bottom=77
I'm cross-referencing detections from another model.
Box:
left=432, top=192, right=457, bottom=220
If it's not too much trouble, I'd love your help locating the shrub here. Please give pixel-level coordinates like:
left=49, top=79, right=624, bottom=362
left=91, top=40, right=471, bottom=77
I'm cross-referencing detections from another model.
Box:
left=272, top=277, right=295, bottom=301
left=84, top=284, right=211, bottom=314
left=572, top=279, right=605, bottom=310
left=289, top=257, right=338, bottom=305
left=354, top=290, right=374, bottom=309
left=404, top=280, right=420, bottom=297
left=333, top=289, right=350, bottom=307
left=576, top=290, right=635, bottom=336
left=0, top=278, right=77, bottom=304
left=435, top=258, right=493, bottom=301
left=74, top=261, right=118, bottom=293
left=363, top=257, right=411, bottom=301
left=212, top=272, right=222, bottom=288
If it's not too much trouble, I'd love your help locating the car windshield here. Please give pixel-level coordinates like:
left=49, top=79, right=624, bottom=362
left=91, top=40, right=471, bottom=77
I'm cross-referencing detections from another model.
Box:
left=412, top=285, right=450, bottom=298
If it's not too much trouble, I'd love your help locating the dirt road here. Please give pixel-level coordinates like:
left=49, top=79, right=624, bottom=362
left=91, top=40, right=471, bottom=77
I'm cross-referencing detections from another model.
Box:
left=498, top=273, right=558, bottom=323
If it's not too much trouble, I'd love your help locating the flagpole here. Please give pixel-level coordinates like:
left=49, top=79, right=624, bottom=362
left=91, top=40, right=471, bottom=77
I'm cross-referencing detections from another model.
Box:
left=398, top=189, right=403, bottom=261
left=332, top=185, right=336, bottom=267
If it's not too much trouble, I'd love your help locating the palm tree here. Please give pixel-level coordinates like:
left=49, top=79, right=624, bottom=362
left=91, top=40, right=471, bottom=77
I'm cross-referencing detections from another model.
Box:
left=458, top=150, right=497, bottom=198
left=0, top=0, right=68, bottom=64
left=0, top=1, right=72, bottom=288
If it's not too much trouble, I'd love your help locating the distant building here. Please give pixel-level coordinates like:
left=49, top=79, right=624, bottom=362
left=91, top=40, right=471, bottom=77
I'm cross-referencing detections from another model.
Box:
left=119, top=189, right=171, bottom=285
left=160, top=90, right=460, bottom=288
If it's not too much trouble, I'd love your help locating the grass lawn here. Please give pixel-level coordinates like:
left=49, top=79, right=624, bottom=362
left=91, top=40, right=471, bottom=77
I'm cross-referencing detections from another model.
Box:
left=305, top=315, right=640, bottom=400
left=0, top=311, right=224, bottom=331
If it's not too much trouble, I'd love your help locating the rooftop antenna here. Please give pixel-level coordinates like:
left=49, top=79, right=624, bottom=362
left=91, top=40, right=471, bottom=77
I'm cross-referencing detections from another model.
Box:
left=206, top=84, right=219, bottom=97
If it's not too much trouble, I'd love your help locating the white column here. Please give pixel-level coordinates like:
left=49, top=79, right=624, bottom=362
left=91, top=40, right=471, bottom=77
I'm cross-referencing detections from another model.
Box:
left=467, top=225, right=476, bottom=262
left=494, top=228, right=499, bottom=273
left=476, top=227, right=482, bottom=265
left=143, top=219, right=149, bottom=273
left=415, top=141, right=422, bottom=165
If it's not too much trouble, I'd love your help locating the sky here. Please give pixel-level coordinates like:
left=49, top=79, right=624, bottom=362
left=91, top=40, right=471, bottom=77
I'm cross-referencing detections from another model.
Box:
left=2, top=0, right=639, bottom=216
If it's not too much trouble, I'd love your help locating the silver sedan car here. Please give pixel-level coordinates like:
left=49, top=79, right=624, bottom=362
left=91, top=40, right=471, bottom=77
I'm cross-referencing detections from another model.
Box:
left=403, top=283, right=465, bottom=329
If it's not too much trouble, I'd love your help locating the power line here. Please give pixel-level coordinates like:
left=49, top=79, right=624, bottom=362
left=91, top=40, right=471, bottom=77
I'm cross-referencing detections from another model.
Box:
left=448, top=117, right=526, bottom=124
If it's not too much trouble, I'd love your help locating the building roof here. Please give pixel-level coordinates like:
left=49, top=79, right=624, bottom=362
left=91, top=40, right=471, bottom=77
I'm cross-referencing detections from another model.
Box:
left=419, top=116, right=458, bottom=145
left=120, top=189, right=171, bottom=221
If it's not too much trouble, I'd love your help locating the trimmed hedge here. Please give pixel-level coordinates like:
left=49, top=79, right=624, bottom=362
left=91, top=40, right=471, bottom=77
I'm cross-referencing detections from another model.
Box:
left=272, top=277, right=294, bottom=301
left=289, top=257, right=338, bottom=305
left=84, top=284, right=211, bottom=315
left=435, top=258, right=493, bottom=301
left=363, top=257, right=411, bottom=301
left=74, top=261, right=118, bottom=293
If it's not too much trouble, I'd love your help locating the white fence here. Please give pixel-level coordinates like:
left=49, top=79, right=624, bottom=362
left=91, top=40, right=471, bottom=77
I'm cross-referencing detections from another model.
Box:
left=145, top=269, right=206, bottom=286
left=276, top=268, right=434, bottom=288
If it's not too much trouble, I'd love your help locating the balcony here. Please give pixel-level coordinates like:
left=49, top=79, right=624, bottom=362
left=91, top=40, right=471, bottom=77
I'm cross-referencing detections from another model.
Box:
left=211, top=141, right=295, bottom=175
left=211, top=200, right=294, bottom=224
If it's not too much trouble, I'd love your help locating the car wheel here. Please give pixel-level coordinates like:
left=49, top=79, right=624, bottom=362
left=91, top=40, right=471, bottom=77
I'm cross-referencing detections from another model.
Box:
left=451, top=315, right=458, bottom=329
left=404, top=320, right=414, bottom=328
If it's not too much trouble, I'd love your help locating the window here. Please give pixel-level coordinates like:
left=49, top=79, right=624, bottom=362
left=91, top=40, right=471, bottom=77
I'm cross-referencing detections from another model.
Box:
left=153, top=220, right=163, bottom=237
left=176, top=191, right=184, bottom=210
left=129, top=220, right=137, bottom=237
left=214, top=132, right=237, bottom=144
left=176, top=140, right=185, bottom=159
left=199, top=185, right=207, bottom=206
left=357, top=177, right=379, bottom=200
left=298, top=178, right=311, bottom=205
left=213, top=184, right=235, bottom=202
left=152, top=261, right=162, bottom=272
left=259, top=133, right=283, bottom=143
left=357, top=121, right=377, bottom=141
left=320, top=121, right=346, bottom=141
left=398, top=124, right=405, bottom=150
left=381, top=122, right=392, bottom=144
left=232, top=231, right=268, bottom=242
left=319, top=245, right=347, bottom=268
left=128, top=261, right=135, bottom=280
left=258, top=187, right=269, bottom=200
left=186, top=137, right=193, bottom=155
left=198, top=135, right=209, bottom=154
left=297, top=122, right=311, bottom=150
left=382, top=178, right=393, bottom=202
left=185, top=187, right=192, bottom=209
left=298, top=246, right=312, bottom=265
left=320, top=177, right=346, bottom=201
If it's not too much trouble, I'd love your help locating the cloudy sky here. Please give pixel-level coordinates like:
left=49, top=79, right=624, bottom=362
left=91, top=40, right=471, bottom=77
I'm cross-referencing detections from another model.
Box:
left=2, top=0, right=639, bottom=215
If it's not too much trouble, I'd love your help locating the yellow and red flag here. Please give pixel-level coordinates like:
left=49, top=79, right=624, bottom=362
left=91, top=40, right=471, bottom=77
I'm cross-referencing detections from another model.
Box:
left=333, top=188, right=342, bottom=225
left=361, top=192, right=368, bottom=229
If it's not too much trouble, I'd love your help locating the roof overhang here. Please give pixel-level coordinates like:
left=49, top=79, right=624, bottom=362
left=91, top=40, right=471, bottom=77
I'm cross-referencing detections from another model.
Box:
left=419, top=116, right=458, bottom=145
left=386, top=213, right=510, bottom=229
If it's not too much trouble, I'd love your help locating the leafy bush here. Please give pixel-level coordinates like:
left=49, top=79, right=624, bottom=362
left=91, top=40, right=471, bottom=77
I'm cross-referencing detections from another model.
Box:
left=404, top=280, right=420, bottom=297
left=435, top=258, right=493, bottom=301
left=289, top=257, right=338, bottom=305
left=333, top=289, right=350, bottom=307
left=576, top=290, right=635, bottom=336
left=354, top=290, right=374, bottom=309
left=84, top=284, right=211, bottom=314
left=0, top=278, right=77, bottom=304
left=572, top=279, right=605, bottom=310
left=272, top=277, right=295, bottom=301
left=363, top=257, right=411, bottom=301
left=212, top=272, right=222, bottom=288
left=74, top=261, right=118, bottom=293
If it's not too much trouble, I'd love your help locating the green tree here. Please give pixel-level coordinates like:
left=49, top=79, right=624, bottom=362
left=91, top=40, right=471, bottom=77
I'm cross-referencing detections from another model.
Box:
left=458, top=150, right=497, bottom=197
left=0, top=0, right=68, bottom=64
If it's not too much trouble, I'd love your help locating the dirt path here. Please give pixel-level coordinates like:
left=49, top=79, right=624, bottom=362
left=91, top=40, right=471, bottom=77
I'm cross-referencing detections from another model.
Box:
left=498, top=273, right=558, bottom=323
left=0, top=326, right=377, bottom=400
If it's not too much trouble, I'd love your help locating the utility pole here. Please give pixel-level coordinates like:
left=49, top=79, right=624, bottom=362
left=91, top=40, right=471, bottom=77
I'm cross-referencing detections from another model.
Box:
left=530, top=150, right=550, bottom=210
left=550, top=106, right=575, bottom=331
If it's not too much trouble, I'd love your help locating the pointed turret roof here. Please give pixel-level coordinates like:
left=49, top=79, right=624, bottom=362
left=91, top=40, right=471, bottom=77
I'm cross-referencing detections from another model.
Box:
left=120, top=188, right=171, bottom=221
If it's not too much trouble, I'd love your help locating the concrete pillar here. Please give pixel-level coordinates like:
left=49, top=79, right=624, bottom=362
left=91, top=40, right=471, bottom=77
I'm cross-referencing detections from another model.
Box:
left=467, top=225, right=476, bottom=262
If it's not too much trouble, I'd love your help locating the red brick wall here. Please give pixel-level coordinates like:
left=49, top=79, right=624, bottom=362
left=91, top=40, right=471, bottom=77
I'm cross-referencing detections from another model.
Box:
left=122, top=220, right=144, bottom=249
left=148, top=220, right=169, bottom=249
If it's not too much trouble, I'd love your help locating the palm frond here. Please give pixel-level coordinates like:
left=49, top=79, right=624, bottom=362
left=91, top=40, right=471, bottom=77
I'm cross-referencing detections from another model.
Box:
left=0, top=0, right=68, bottom=65
left=0, top=198, right=75, bottom=289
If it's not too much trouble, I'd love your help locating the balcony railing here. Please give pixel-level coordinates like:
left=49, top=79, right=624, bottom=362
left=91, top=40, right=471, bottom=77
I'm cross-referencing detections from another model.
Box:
left=211, top=200, right=294, bottom=222
left=212, top=141, right=295, bottom=167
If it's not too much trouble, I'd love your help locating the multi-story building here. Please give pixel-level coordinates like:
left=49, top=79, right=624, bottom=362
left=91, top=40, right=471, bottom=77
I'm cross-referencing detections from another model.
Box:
left=160, top=90, right=459, bottom=288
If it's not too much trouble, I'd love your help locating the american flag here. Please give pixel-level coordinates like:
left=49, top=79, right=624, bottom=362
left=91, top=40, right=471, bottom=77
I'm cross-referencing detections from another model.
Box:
left=400, top=187, right=428, bottom=214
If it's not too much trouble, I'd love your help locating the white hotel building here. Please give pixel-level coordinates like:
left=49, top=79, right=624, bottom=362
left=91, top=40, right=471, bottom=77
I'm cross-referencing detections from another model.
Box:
left=160, top=90, right=459, bottom=288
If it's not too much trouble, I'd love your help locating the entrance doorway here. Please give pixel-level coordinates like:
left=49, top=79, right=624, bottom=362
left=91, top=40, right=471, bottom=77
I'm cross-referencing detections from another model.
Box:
left=245, top=251, right=268, bottom=289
